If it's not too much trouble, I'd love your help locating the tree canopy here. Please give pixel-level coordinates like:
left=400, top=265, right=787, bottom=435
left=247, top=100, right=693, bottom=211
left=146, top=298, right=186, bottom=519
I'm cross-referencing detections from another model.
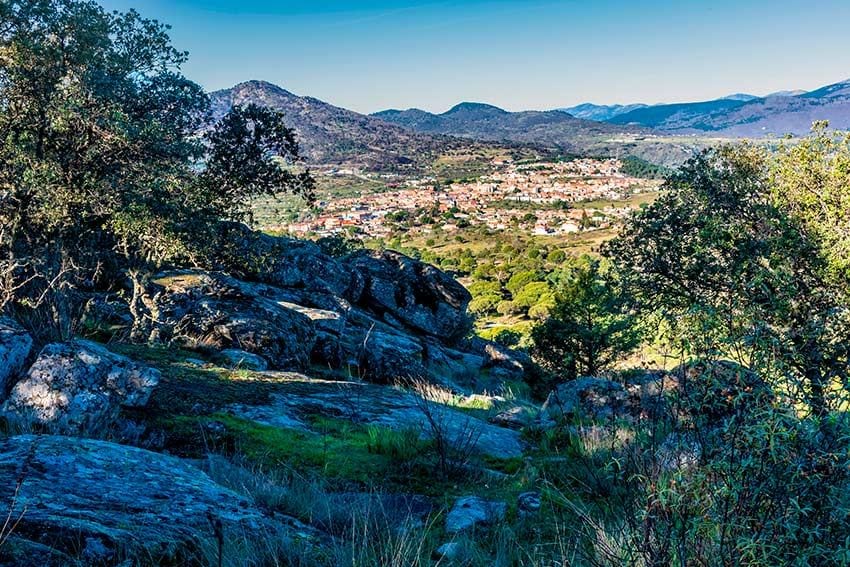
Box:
left=606, top=144, right=850, bottom=416
left=0, top=0, right=312, bottom=338
left=530, top=255, right=642, bottom=380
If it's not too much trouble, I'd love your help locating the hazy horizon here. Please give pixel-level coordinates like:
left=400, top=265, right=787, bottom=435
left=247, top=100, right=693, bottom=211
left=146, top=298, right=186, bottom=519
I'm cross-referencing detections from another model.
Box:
left=98, top=0, right=850, bottom=114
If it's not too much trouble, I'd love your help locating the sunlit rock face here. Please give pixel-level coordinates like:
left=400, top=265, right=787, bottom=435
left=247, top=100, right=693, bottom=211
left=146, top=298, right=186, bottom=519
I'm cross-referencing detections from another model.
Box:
left=2, top=340, right=159, bottom=433
left=0, top=317, right=32, bottom=394
left=144, top=270, right=318, bottom=370
left=344, top=249, right=473, bottom=341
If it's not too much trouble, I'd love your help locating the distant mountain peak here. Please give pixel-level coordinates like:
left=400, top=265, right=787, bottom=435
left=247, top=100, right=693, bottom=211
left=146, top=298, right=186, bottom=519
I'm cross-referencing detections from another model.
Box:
left=723, top=93, right=760, bottom=102
left=560, top=103, right=649, bottom=121
left=445, top=102, right=507, bottom=115
left=209, top=81, right=454, bottom=171
left=229, top=80, right=294, bottom=95
left=766, top=89, right=807, bottom=98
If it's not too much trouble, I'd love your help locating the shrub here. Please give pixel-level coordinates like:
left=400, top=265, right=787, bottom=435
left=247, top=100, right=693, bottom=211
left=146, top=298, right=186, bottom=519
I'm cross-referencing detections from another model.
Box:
left=506, top=270, right=539, bottom=295
left=531, top=256, right=641, bottom=380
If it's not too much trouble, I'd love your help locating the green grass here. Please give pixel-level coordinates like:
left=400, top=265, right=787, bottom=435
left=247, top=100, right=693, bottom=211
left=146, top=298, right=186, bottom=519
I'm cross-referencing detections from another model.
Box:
left=111, top=343, right=282, bottom=415
left=208, top=414, right=398, bottom=483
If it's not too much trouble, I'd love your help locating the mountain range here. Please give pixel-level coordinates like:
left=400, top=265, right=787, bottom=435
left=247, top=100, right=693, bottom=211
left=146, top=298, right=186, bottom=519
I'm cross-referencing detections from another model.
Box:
left=372, top=102, right=634, bottom=151
left=209, top=78, right=850, bottom=172
left=370, top=103, right=695, bottom=166
left=209, top=81, right=470, bottom=170
left=562, top=80, right=850, bottom=136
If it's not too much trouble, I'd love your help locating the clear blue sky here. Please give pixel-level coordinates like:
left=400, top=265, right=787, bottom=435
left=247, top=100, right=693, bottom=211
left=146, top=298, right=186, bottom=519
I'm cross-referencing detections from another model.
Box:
left=98, top=0, right=850, bottom=114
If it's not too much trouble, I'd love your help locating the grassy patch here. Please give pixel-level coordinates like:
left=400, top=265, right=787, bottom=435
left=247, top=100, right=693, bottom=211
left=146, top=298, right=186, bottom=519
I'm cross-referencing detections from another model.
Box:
left=165, top=413, right=394, bottom=484
left=111, top=344, right=284, bottom=416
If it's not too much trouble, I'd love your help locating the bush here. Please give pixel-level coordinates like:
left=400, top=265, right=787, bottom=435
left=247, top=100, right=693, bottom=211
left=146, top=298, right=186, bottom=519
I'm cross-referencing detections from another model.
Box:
left=468, top=281, right=502, bottom=297
left=505, top=270, right=539, bottom=295
left=555, top=364, right=850, bottom=566
left=496, top=300, right=520, bottom=316
left=512, top=282, right=550, bottom=308
left=546, top=249, right=567, bottom=263
left=491, top=329, right=521, bottom=348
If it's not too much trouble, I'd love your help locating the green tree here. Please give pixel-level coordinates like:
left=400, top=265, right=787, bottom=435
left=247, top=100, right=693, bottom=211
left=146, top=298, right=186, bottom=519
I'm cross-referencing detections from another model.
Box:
left=467, top=281, right=502, bottom=297
left=506, top=270, right=539, bottom=295
left=468, top=294, right=501, bottom=315
left=772, top=123, right=850, bottom=281
left=0, top=0, right=312, bottom=339
left=513, top=281, right=550, bottom=309
left=606, top=144, right=850, bottom=416
left=546, top=249, right=567, bottom=263
left=531, top=256, right=641, bottom=379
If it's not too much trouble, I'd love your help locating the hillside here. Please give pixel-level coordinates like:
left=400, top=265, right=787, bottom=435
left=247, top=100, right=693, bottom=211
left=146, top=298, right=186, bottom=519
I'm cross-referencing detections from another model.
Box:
left=374, top=102, right=697, bottom=165
left=374, top=102, right=636, bottom=149
left=210, top=81, right=461, bottom=171
left=560, top=102, right=649, bottom=121
left=604, top=79, right=850, bottom=136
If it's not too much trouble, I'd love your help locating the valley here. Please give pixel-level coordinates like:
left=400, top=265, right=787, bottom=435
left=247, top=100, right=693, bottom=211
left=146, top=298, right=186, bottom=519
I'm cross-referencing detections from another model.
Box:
left=272, top=157, right=661, bottom=241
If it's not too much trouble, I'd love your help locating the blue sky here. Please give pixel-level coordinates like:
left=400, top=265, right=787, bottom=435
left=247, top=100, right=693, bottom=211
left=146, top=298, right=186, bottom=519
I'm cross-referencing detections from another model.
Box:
left=99, top=0, right=850, bottom=113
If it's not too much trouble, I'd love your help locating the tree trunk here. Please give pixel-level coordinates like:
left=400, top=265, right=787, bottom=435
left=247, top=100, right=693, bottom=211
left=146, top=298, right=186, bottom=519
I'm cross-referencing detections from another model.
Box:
left=127, top=269, right=157, bottom=343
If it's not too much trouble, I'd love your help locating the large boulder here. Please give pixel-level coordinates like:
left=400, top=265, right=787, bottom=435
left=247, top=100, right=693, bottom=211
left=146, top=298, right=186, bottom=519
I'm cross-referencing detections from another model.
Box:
left=219, top=349, right=269, bottom=371
left=148, top=270, right=316, bottom=369
left=0, top=435, right=301, bottom=565
left=2, top=340, right=159, bottom=433
left=542, top=377, right=634, bottom=422
left=466, top=336, right=528, bottom=382
left=345, top=250, right=472, bottom=342
left=254, top=235, right=353, bottom=296
left=673, top=360, right=773, bottom=425
left=215, top=222, right=353, bottom=296
left=0, top=317, right=32, bottom=395
left=357, top=328, right=427, bottom=383
left=542, top=372, right=680, bottom=424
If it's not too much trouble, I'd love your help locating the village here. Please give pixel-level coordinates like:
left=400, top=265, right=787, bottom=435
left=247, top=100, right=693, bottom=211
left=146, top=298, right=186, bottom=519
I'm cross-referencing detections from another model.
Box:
left=284, top=158, right=660, bottom=238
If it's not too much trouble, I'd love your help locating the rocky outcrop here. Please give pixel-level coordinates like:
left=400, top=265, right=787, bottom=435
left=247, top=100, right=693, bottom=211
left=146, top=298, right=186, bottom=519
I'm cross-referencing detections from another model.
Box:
left=674, top=360, right=773, bottom=424
left=656, top=432, right=702, bottom=472
left=489, top=406, right=538, bottom=430
left=542, top=377, right=633, bottom=422
left=0, top=435, right=304, bottom=565
left=2, top=341, right=159, bottom=433
left=224, top=225, right=353, bottom=296
left=345, top=249, right=472, bottom=341
left=146, top=271, right=317, bottom=369
left=445, top=496, right=507, bottom=533
left=219, top=349, right=269, bottom=371
left=141, top=264, right=524, bottom=387
left=0, top=317, right=32, bottom=394
left=467, top=336, right=528, bottom=382
left=130, top=235, right=527, bottom=386
left=226, top=373, right=524, bottom=460
left=542, top=373, right=679, bottom=424
left=542, top=363, right=768, bottom=427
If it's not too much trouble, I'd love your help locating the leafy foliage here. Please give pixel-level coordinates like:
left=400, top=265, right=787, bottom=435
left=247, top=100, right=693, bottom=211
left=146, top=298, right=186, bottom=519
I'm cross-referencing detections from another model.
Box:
left=772, top=123, right=850, bottom=281
left=0, top=0, right=312, bottom=339
left=530, top=256, right=642, bottom=380
left=605, top=144, right=850, bottom=416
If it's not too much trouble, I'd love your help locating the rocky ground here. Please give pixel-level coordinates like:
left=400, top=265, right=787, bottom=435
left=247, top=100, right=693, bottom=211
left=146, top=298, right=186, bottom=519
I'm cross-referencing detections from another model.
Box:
left=0, top=234, right=688, bottom=565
